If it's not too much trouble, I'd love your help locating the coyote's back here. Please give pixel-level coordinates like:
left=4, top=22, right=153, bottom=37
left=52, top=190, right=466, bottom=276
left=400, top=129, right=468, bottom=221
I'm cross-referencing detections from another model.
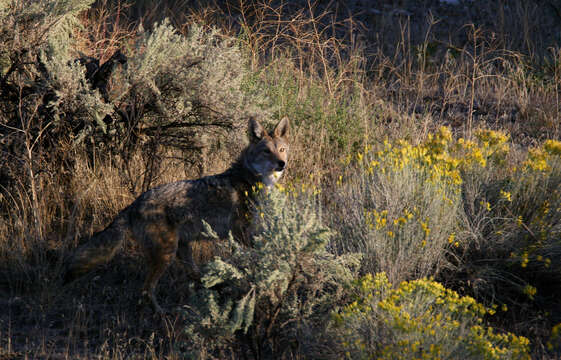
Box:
left=64, top=117, right=290, bottom=313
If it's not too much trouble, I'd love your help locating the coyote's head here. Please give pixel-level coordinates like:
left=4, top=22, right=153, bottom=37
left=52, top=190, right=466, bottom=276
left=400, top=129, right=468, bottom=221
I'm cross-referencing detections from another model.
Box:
left=244, top=117, right=290, bottom=187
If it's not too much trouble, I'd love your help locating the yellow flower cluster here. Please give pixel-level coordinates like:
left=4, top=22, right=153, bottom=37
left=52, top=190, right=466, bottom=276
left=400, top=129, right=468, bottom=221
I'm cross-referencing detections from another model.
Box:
left=449, top=128, right=511, bottom=170
left=468, top=325, right=530, bottom=360
left=547, top=323, right=561, bottom=351
left=500, top=189, right=512, bottom=202
left=457, top=138, right=488, bottom=167
left=358, top=128, right=463, bottom=192
left=353, top=127, right=512, bottom=195
left=364, top=209, right=388, bottom=230
left=475, top=129, right=510, bottom=148
left=524, top=147, right=550, bottom=171
left=474, top=129, right=511, bottom=165
left=544, top=139, right=561, bottom=156
left=447, top=232, right=459, bottom=247
left=522, top=284, right=537, bottom=300
left=333, top=273, right=530, bottom=360
left=522, top=139, right=561, bottom=172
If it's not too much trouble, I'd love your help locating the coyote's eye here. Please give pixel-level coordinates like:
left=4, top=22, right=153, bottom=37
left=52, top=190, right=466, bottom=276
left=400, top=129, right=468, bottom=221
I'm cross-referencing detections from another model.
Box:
left=279, top=148, right=285, bottom=153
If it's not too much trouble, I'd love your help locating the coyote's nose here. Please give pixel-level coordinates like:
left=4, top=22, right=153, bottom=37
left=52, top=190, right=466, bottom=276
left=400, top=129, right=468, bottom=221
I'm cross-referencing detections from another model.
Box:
left=277, top=160, right=286, bottom=171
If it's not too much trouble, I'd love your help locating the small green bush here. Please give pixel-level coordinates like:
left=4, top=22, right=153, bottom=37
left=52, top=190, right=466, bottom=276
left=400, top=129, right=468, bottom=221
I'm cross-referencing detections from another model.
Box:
left=332, top=273, right=531, bottom=360
left=180, top=187, right=360, bottom=358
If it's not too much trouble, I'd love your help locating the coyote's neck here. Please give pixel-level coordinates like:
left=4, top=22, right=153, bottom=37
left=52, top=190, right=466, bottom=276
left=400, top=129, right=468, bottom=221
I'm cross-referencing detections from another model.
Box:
left=237, top=150, right=283, bottom=188
left=223, top=159, right=261, bottom=190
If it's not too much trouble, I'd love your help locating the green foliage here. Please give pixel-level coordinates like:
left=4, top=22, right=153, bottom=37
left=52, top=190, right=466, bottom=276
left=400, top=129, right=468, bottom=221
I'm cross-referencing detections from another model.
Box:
left=0, top=0, right=272, bottom=196
left=332, top=273, right=531, bottom=360
left=0, top=0, right=99, bottom=123
left=116, top=21, right=269, bottom=156
left=0, top=0, right=269, bottom=149
left=254, top=56, right=369, bottom=152
left=180, top=188, right=360, bottom=358
left=124, top=21, right=247, bottom=126
left=41, top=32, right=113, bottom=141
left=0, top=0, right=94, bottom=53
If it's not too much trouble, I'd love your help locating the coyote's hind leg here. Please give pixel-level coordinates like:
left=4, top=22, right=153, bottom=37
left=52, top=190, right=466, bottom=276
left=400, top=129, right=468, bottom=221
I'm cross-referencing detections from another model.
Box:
left=143, top=252, right=175, bottom=314
left=140, top=225, right=178, bottom=314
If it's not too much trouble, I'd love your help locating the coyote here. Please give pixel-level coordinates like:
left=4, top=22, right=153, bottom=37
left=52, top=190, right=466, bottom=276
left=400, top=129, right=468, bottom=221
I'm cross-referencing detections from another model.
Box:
left=64, top=117, right=290, bottom=314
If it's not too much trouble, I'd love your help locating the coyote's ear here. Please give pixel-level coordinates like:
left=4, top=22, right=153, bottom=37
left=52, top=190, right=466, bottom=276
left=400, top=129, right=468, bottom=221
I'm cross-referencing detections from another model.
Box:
left=249, top=117, right=267, bottom=143
left=273, top=117, right=290, bottom=139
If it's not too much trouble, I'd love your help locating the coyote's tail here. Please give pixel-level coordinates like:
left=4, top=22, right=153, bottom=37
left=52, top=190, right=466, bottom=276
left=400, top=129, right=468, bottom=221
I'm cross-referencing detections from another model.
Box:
left=63, top=208, right=131, bottom=284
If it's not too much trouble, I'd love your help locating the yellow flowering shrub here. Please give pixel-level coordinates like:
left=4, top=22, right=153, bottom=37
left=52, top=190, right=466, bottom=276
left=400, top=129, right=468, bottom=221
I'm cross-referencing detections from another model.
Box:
left=332, top=273, right=530, bottom=360
left=370, top=127, right=464, bottom=190
left=487, top=139, right=561, bottom=278
left=332, top=127, right=561, bottom=355
left=335, top=127, right=513, bottom=284
left=452, top=133, right=561, bottom=352
left=335, top=127, right=463, bottom=284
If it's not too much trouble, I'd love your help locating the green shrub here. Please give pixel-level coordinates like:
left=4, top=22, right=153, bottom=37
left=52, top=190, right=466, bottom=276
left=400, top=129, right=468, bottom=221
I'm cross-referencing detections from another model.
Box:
left=119, top=21, right=268, bottom=152
left=180, top=187, right=360, bottom=358
left=260, top=57, right=368, bottom=152
left=1, top=0, right=104, bottom=140
left=331, top=273, right=530, bottom=360
left=1, top=0, right=271, bottom=192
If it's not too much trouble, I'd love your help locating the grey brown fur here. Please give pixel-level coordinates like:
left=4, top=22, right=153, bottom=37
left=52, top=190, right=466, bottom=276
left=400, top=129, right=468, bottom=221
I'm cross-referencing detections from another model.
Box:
left=64, top=117, right=290, bottom=313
